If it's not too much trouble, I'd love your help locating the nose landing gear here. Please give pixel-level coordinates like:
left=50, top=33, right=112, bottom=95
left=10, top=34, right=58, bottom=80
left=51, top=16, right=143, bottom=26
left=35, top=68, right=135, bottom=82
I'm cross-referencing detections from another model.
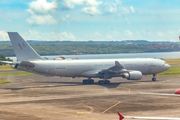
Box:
left=152, top=74, right=156, bottom=81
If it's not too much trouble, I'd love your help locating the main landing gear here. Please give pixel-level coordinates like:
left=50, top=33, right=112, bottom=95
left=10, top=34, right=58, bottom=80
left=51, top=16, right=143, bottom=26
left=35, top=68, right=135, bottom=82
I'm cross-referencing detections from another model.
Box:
left=152, top=74, right=156, bottom=81
left=83, top=78, right=94, bottom=84
left=82, top=78, right=111, bottom=84
left=98, top=80, right=110, bottom=84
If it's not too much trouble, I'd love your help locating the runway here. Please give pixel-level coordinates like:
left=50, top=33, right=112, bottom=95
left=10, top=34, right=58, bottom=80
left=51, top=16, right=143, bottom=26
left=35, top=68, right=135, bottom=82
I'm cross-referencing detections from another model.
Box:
left=0, top=74, right=180, bottom=120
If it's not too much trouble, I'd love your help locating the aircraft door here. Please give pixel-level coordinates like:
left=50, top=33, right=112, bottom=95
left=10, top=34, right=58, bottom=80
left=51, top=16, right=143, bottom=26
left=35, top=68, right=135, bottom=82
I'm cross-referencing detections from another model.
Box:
left=148, top=63, right=153, bottom=74
left=48, top=63, right=55, bottom=75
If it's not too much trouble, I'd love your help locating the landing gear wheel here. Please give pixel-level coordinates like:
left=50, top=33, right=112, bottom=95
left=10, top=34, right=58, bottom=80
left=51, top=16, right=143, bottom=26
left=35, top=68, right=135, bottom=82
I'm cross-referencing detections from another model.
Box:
left=104, top=80, right=110, bottom=84
left=152, top=78, right=156, bottom=81
left=83, top=79, right=88, bottom=84
left=98, top=80, right=110, bottom=84
left=152, top=74, right=156, bottom=81
left=98, top=80, right=104, bottom=84
left=83, top=79, right=94, bottom=84
left=89, top=79, right=94, bottom=84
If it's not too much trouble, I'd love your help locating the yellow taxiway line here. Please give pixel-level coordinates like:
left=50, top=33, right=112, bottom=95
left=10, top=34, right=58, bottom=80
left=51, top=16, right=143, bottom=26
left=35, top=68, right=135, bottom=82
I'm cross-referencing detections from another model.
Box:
left=102, top=101, right=121, bottom=114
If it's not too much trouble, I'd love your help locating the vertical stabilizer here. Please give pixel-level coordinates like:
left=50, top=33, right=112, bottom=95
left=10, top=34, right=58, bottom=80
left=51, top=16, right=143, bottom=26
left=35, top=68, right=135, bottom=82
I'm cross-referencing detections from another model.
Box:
left=8, top=32, right=43, bottom=61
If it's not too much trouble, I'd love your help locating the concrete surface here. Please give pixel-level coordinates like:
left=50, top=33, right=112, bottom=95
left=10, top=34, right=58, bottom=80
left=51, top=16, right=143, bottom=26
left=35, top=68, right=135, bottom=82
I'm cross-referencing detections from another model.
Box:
left=0, top=74, right=180, bottom=120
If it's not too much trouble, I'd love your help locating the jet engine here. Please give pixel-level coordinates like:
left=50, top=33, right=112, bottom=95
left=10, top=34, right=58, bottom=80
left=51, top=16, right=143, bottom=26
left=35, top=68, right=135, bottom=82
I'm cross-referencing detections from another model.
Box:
left=11, top=63, right=19, bottom=69
left=122, top=71, right=142, bottom=80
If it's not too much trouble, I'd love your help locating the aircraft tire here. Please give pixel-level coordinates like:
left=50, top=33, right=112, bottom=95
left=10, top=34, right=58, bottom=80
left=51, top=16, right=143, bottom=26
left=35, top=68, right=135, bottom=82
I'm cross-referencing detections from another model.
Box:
left=89, top=79, right=94, bottom=84
left=152, top=78, right=156, bottom=81
left=83, top=79, right=88, bottom=84
left=104, top=80, right=110, bottom=84
left=98, top=80, right=104, bottom=84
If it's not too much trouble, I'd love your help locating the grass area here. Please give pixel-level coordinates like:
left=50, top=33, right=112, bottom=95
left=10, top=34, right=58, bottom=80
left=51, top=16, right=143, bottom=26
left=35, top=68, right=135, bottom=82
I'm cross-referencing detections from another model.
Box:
left=0, top=79, right=10, bottom=84
left=0, top=64, right=13, bottom=71
left=0, top=72, right=34, bottom=77
left=163, top=59, right=180, bottom=64
left=0, top=64, right=34, bottom=76
left=158, top=66, right=180, bottom=76
left=157, top=59, right=180, bottom=76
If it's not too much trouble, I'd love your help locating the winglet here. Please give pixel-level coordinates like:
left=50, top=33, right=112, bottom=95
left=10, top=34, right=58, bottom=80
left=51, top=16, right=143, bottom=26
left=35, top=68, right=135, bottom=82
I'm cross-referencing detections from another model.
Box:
left=117, top=112, right=124, bottom=120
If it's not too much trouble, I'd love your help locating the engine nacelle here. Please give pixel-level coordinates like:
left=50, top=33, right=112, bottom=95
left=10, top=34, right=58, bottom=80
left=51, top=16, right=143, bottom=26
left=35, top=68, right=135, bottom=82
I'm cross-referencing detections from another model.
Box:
left=123, top=71, right=142, bottom=80
left=11, top=64, right=19, bottom=69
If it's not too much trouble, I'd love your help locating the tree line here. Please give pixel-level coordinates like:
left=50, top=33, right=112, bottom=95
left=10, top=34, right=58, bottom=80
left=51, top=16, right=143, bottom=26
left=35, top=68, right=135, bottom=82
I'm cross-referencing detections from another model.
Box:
left=0, top=43, right=180, bottom=56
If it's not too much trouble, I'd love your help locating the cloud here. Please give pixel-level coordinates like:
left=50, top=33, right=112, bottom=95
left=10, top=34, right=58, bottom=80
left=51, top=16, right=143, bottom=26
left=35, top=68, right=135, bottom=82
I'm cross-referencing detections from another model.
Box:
left=101, top=0, right=135, bottom=15
left=26, top=15, right=57, bottom=25
left=124, top=30, right=133, bottom=36
left=82, top=6, right=101, bottom=15
left=58, top=0, right=84, bottom=9
left=58, top=32, right=76, bottom=41
left=59, top=0, right=102, bottom=9
left=130, top=6, right=135, bottom=13
left=121, top=7, right=130, bottom=14
left=58, top=0, right=102, bottom=15
left=24, top=30, right=76, bottom=41
left=27, top=0, right=58, bottom=25
left=94, top=32, right=102, bottom=37
left=28, top=0, right=58, bottom=14
left=61, top=14, right=70, bottom=22
left=157, top=31, right=164, bottom=37
left=125, top=18, right=130, bottom=25
left=106, top=34, right=113, bottom=39
left=0, top=31, right=8, bottom=41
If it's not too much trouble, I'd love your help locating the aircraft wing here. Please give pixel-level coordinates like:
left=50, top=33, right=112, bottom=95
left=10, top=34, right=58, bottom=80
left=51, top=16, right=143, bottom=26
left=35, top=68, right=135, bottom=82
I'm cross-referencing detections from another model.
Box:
left=101, top=61, right=124, bottom=72
left=81, top=61, right=127, bottom=77
left=100, top=61, right=127, bottom=74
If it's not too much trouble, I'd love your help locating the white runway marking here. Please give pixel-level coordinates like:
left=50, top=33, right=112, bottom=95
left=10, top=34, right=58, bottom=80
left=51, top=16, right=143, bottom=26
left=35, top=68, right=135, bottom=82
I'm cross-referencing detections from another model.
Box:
left=139, top=92, right=180, bottom=96
left=125, top=116, right=180, bottom=119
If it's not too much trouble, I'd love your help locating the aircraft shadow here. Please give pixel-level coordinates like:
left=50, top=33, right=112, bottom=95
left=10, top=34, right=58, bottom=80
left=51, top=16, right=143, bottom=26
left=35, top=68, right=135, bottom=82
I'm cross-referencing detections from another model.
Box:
left=36, top=81, right=121, bottom=88
left=0, top=82, right=122, bottom=90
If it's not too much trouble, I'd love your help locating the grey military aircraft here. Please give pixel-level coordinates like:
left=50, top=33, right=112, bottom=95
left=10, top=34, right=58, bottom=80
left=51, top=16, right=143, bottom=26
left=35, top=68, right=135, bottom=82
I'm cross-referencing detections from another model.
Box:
left=5, top=32, right=170, bottom=84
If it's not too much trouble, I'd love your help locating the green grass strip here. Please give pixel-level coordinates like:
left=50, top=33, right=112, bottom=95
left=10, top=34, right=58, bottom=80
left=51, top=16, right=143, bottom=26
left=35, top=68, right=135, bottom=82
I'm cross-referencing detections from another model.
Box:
left=0, top=64, right=14, bottom=71
left=0, top=72, right=34, bottom=77
left=158, top=66, right=180, bottom=76
left=0, top=80, right=10, bottom=84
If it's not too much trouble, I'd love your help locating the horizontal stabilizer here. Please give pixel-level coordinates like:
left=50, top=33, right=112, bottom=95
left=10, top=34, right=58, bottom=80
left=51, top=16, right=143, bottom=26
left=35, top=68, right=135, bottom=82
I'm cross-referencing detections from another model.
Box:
left=0, top=61, right=14, bottom=65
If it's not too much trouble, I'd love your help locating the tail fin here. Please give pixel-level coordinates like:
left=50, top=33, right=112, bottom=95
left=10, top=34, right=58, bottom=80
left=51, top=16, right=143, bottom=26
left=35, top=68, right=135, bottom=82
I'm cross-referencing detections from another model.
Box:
left=8, top=32, right=43, bottom=61
left=117, top=112, right=124, bottom=120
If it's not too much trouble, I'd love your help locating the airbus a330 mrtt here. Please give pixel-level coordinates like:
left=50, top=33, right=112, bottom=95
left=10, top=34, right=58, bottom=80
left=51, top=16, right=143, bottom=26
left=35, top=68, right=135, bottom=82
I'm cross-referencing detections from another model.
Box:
left=4, top=32, right=170, bottom=84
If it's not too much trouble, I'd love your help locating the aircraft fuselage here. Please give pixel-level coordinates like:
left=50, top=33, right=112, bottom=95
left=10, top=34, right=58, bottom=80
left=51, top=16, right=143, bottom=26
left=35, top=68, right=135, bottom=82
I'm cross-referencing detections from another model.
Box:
left=29, top=58, right=169, bottom=78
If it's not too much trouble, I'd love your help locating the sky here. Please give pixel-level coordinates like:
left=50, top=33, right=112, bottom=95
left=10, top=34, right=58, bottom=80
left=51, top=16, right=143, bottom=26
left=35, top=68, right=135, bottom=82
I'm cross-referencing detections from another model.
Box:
left=0, top=0, right=180, bottom=41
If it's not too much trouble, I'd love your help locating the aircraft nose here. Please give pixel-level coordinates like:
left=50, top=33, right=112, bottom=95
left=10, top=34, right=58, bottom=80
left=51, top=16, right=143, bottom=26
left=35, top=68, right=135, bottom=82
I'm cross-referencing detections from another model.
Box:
left=164, top=64, right=170, bottom=70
